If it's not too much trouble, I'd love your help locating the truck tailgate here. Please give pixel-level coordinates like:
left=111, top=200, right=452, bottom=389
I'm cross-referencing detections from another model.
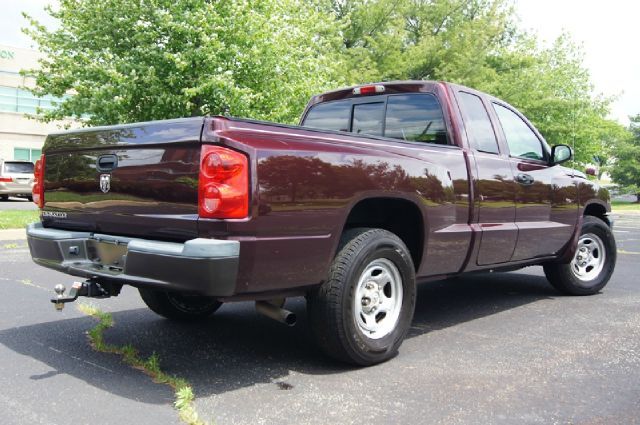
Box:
left=41, top=118, right=204, bottom=242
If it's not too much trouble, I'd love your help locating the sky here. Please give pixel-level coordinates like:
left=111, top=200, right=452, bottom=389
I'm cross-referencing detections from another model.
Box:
left=1, top=0, right=638, bottom=125
left=515, top=0, right=640, bottom=125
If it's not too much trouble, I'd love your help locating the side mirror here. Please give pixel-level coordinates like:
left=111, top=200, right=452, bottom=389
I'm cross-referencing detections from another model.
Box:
left=551, top=144, right=572, bottom=165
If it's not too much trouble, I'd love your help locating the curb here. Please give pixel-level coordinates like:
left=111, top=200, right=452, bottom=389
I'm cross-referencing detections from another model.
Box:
left=0, top=229, right=26, bottom=241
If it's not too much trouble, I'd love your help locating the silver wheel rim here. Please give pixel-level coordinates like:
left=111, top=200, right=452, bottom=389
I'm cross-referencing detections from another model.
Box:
left=354, top=258, right=403, bottom=340
left=570, top=233, right=606, bottom=283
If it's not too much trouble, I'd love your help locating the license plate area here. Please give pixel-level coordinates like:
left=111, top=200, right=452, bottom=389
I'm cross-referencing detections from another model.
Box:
left=86, top=239, right=128, bottom=270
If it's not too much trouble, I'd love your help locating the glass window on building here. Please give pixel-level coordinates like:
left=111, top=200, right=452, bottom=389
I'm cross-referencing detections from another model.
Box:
left=0, top=85, right=64, bottom=114
left=0, top=86, right=17, bottom=112
left=14, top=147, right=42, bottom=163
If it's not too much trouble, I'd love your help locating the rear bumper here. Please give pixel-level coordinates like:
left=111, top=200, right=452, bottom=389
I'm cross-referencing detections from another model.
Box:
left=26, top=222, right=239, bottom=296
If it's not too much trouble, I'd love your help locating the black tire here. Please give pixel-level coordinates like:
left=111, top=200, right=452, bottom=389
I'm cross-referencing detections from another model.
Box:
left=0, top=194, right=8, bottom=201
left=543, top=216, right=616, bottom=295
left=138, top=288, right=222, bottom=321
left=307, top=228, right=416, bottom=366
left=27, top=195, right=33, bottom=202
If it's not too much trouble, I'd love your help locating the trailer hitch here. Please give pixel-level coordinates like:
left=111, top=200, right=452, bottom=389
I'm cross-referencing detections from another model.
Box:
left=51, top=280, right=111, bottom=311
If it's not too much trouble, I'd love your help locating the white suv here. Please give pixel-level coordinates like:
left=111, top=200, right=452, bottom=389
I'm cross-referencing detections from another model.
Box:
left=0, top=160, right=34, bottom=201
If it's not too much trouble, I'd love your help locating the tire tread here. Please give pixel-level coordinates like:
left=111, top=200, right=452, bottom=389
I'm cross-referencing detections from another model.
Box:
left=139, top=288, right=221, bottom=321
left=544, top=216, right=616, bottom=295
left=308, top=228, right=415, bottom=365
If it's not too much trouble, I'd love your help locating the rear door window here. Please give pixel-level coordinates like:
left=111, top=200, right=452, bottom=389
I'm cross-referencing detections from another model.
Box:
left=457, top=92, right=499, bottom=154
left=385, top=94, right=447, bottom=144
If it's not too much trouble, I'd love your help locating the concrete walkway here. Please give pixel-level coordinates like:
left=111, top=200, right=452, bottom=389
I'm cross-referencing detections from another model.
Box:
left=0, top=229, right=26, bottom=240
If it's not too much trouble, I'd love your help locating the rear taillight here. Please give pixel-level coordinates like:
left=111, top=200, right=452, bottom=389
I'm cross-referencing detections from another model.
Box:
left=0, top=177, right=12, bottom=182
left=198, top=145, right=248, bottom=219
left=32, top=154, right=45, bottom=208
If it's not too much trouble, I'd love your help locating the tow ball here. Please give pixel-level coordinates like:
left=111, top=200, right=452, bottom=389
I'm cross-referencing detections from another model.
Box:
left=51, top=280, right=111, bottom=311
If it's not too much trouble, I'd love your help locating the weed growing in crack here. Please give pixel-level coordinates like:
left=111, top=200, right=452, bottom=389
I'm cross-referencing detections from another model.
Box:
left=77, top=303, right=208, bottom=425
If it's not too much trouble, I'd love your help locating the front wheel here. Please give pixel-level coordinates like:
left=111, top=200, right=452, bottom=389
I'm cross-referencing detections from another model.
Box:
left=139, top=288, right=222, bottom=321
left=543, top=216, right=616, bottom=295
left=307, top=228, right=416, bottom=366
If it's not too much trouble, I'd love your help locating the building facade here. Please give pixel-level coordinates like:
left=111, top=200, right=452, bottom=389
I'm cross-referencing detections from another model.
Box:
left=0, top=44, right=73, bottom=163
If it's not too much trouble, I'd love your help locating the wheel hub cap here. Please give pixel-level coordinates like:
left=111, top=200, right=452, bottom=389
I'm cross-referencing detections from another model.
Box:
left=354, top=258, right=403, bottom=340
left=570, top=233, right=606, bottom=283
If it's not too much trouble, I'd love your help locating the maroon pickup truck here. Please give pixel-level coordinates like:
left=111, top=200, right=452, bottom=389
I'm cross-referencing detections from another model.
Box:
left=27, top=81, right=616, bottom=365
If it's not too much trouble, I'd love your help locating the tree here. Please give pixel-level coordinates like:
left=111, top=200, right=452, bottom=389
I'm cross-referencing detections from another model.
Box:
left=611, top=115, right=640, bottom=202
left=324, top=0, right=626, bottom=165
left=23, top=0, right=341, bottom=126
left=478, top=34, right=627, bottom=166
left=325, top=0, right=515, bottom=85
left=25, top=0, right=628, bottom=167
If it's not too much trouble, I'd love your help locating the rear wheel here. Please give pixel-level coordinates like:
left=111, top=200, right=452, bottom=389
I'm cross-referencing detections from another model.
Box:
left=307, top=228, right=416, bottom=366
left=0, top=195, right=7, bottom=201
left=139, top=288, right=222, bottom=321
left=543, top=216, right=616, bottom=295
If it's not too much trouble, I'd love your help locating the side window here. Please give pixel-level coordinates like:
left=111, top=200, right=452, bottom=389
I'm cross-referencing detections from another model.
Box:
left=457, top=92, right=499, bottom=154
left=384, top=94, right=447, bottom=144
left=493, top=103, right=544, bottom=161
left=303, top=100, right=351, bottom=132
left=352, top=102, right=384, bottom=136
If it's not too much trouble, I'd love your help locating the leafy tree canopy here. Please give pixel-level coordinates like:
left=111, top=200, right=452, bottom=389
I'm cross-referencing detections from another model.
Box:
left=611, top=115, right=640, bottom=201
left=24, top=0, right=633, bottom=166
left=24, top=0, right=340, bottom=125
left=325, top=0, right=630, bottom=164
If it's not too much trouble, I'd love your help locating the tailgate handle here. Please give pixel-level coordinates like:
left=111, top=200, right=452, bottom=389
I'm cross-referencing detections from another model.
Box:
left=96, top=154, right=118, bottom=172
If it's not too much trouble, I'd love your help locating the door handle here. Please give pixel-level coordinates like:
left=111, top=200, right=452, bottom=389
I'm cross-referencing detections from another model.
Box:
left=515, top=173, right=534, bottom=185
left=96, top=154, right=118, bottom=172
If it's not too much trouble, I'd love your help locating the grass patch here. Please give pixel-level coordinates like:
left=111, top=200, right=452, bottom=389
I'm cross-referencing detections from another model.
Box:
left=0, top=210, right=39, bottom=229
left=78, top=304, right=207, bottom=425
left=611, top=201, right=640, bottom=211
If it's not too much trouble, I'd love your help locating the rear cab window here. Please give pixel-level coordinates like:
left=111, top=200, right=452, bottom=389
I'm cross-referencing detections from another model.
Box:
left=302, top=93, right=448, bottom=145
left=353, top=102, right=384, bottom=136
left=301, top=101, right=351, bottom=132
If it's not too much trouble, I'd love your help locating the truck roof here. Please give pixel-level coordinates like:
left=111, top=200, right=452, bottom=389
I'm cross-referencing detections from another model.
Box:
left=306, top=80, right=443, bottom=108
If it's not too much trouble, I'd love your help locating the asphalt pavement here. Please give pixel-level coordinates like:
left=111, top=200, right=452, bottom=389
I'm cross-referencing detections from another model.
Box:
left=0, top=213, right=638, bottom=425
left=0, top=197, right=37, bottom=210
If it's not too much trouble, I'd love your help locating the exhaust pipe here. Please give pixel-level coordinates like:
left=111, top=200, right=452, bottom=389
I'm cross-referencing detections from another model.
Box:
left=255, top=300, right=297, bottom=326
